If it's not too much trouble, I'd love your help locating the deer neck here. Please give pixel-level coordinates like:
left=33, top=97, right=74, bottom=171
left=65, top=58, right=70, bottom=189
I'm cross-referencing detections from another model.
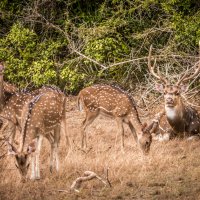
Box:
left=129, top=109, right=143, bottom=135
left=165, top=100, right=184, bottom=121
left=165, top=100, right=188, bottom=132
left=165, top=106, right=179, bottom=120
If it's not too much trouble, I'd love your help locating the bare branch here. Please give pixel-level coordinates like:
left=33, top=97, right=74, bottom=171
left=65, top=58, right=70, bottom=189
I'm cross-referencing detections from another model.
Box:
left=70, top=171, right=108, bottom=193
left=181, top=94, right=200, bottom=108
left=26, top=11, right=108, bottom=69
left=177, top=61, right=200, bottom=85
left=177, top=41, right=200, bottom=85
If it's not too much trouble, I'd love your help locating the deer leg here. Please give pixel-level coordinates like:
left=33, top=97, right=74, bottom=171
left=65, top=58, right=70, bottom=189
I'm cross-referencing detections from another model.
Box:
left=48, top=127, right=60, bottom=173
left=81, top=111, right=98, bottom=148
left=116, top=118, right=124, bottom=151
left=53, top=126, right=61, bottom=172
left=50, top=144, right=58, bottom=173
left=61, top=114, right=70, bottom=154
left=35, top=135, right=43, bottom=179
left=30, top=155, right=36, bottom=180
left=46, top=133, right=54, bottom=173
left=54, top=143, right=59, bottom=172
left=50, top=147, right=54, bottom=173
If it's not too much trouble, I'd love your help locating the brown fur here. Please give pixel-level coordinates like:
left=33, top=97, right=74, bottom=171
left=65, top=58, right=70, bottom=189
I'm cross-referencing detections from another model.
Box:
left=0, top=86, right=63, bottom=143
left=2, top=87, right=68, bottom=180
left=148, top=45, right=200, bottom=138
left=78, top=84, right=152, bottom=154
left=160, top=85, right=200, bottom=136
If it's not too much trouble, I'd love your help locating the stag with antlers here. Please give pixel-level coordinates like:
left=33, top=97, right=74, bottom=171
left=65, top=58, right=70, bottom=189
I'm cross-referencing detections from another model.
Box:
left=78, top=84, right=154, bottom=154
left=148, top=45, right=200, bottom=138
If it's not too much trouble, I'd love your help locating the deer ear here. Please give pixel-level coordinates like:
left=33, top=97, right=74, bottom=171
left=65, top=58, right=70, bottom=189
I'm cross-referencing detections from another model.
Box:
left=155, top=84, right=164, bottom=93
left=7, top=142, right=17, bottom=155
left=27, top=140, right=36, bottom=154
left=180, top=85, right=188, bottom=93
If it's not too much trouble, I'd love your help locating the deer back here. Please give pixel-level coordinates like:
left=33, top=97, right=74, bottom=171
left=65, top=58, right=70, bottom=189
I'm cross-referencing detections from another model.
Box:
left=21, top=90, right=66, bottom=140
left=0, top=86, right=64, bottom=138
left=78, top=84, right=138, bottom=118
left=182, top=106, right=200, bottom=135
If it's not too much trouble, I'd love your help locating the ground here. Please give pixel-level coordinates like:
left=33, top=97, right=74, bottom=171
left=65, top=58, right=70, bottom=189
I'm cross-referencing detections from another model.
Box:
left=0, top=96, right=200, bottom=200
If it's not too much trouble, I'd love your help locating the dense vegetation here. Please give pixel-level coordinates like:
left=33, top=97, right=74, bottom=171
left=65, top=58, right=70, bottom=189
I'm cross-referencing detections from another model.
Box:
left=0, top=0, right=199, bottom=93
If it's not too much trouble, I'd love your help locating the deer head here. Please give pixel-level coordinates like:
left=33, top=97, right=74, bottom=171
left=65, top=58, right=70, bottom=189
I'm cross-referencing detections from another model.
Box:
left=148, top=45, right=200, bottom=109
left=138, top=123, right=152, bottom=154
left=7, top=140, right=36, bottom=180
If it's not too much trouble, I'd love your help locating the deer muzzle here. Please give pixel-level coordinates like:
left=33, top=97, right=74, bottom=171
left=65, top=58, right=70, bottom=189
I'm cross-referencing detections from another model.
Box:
left=165, top=97, right=175, bottom=107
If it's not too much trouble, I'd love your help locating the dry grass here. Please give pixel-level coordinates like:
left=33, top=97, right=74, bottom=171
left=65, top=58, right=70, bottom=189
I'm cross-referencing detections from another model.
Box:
left=0, top=96, right=200, bottom=200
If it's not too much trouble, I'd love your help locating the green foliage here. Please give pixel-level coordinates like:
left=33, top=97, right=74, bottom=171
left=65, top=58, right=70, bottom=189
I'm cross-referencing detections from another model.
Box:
left=0, top=0, right=199, bottom=93
left=84, top=37, right=129, bottom=63
left=160, top=0, right=200, bottom=50
left=60, top=65, right=85, bottom=93
left=0, top=23, right=66, bottom=88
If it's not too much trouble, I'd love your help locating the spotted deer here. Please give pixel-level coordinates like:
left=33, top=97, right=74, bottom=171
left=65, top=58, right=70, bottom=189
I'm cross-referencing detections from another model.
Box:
left=78, top=84, right=154, bottom=154
left=148, top=45, right=200, bottom=139
left=5, top=88, right=68, bottom=181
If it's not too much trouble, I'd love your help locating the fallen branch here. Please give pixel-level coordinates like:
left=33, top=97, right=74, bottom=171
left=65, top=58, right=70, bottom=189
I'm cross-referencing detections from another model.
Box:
left=70, top=171, right=109, bottom=193
left=57, top=189, right=70, bottom=194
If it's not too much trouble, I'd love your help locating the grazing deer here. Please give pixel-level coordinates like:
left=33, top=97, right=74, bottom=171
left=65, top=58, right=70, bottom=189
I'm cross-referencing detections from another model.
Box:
left=148, top=45, right=200, bottom=138
left=78, top=84, right=154, bottom=154
left=6, top=89, right=68, bottom=181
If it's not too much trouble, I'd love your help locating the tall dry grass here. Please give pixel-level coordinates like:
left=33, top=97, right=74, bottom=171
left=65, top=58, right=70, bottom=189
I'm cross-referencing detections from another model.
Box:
left=0, top=96, right=200, bottom=200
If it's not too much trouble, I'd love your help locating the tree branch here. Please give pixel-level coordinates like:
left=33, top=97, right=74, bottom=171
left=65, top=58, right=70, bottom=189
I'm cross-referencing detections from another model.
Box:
left=70, top=171, right=109, bottom=193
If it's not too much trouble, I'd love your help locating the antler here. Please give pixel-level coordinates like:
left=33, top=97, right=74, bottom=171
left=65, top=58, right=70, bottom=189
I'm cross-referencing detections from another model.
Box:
left=148, top=45, right=168, bottom=84
left=177, top=41, right=200, bottom=85
left=176, top=62, right=200, bottom=85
